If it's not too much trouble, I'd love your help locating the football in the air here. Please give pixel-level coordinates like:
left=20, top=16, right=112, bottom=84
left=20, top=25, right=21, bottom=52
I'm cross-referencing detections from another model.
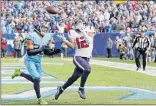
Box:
left=46, top=6, right=58, bottom=14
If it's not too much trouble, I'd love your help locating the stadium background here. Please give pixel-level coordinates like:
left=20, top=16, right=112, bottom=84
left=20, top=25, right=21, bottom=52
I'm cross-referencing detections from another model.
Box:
left=1, top=0, right=156, bottom=105
left=2, top=32, right=123, bottom=57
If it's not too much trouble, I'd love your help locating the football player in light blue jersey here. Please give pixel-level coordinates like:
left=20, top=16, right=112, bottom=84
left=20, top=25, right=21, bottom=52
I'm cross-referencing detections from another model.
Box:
left=11, top=31, right=60, bottom=105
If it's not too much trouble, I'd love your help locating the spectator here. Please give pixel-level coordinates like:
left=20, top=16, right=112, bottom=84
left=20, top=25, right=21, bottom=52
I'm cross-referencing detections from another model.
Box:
left=114, top=36, right=123, bottom=55
left=118, top=44, right=128, bottom=60
left=1, top=38, right=7, bottom=58
left=13, top=37, right=22, bottom=58
left=149, top=33, right=155, bottom=62
left=1, top=24, right=6, bottom=34
left=154, top=33, right=156, bottom=62
left=123, top=33, right=134, bottom=60
left=1, top=1, right=156, bottom=33
left=106, top=37, right=113, bottom=58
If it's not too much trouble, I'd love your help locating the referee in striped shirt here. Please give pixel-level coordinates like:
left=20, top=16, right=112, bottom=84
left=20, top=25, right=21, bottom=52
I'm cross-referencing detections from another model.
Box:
left=132, top=28, right=150, bottom=71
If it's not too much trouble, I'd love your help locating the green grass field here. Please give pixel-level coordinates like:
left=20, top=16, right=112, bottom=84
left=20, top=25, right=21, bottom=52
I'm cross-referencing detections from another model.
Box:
left=1, top=57, right=156, bottom=105
left=94, top=57, right=156, bottom=67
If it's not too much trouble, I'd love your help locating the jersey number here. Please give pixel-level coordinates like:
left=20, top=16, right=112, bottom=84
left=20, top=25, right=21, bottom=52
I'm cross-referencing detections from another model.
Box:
left=76, top=36, right=89, bottom=49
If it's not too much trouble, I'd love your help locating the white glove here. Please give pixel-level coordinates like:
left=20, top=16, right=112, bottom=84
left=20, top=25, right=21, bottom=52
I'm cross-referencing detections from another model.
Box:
left=58, top=34, right=68, bottom=43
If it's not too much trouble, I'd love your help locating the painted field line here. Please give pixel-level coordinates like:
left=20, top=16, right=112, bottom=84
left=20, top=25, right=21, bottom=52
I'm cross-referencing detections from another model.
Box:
left=2, top=62, right=64, bottom=66
left=2, top=76, right=55, bottom=80
left=1, top=73, right=55, bottom=78
left=2, top=67, right=26, bottom=69
left=1, top=69, right=27, bottom=72
left=2, top=86, right=156, bottom=101
left=2, top=81, right=65, bottom=84
left=65, top=59, right=156, bottom=77
left=2, top=65, right=25, bottom=67
left=2, top=71, right=27, bottom=74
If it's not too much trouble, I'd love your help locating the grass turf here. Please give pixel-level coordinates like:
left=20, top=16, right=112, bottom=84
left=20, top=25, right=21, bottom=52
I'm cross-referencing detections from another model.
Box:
left=94, top=57, right=156, bottom=67
left=1, top=57, right=156, bottom=104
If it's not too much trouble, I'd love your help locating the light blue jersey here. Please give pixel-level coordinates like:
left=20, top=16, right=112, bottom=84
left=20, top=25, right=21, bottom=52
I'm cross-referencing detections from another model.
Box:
left=24, top=32, right=51, bottom=79
left=25, top=32, right=42, bottom=63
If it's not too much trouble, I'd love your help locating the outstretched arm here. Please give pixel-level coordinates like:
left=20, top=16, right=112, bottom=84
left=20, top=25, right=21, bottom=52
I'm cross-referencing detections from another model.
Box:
left=44, top=48, right=61, bottom=56
left=64, top=38, right=75, bottom=49
left=57, top=33, right=75, bottom=49
left=27, top=48, right=43, bottom=56
left=26, top=39, right=44, bottom=56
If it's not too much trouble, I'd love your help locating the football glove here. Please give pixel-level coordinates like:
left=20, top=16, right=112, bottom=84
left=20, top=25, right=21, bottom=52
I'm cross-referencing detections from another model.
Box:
left=42, top=45, right=50, bottom=51
left=44, top=48, right=61, bottom=56
left=57, top=34, right=68, bottom=43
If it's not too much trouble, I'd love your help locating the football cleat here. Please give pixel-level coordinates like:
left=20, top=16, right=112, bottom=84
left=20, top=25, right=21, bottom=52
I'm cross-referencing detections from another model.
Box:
left=78, top=87, right=86, bottom=99
left=11, top=69, right=22, bottom=79
left=38, top=97, right=48, bottom=105
left=55, top=86, right=63, bottom=100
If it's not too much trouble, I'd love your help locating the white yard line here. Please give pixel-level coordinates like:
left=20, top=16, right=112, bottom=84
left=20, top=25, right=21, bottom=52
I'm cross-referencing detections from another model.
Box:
left=2, top=86, right=156, bottom=100
left=2, top=81, right=64, bottom=84
left=2, top=62, right=64, bottom=66
left=65, top=59, right=156, bottom=77
left=2, top=76, right=55, bottom=80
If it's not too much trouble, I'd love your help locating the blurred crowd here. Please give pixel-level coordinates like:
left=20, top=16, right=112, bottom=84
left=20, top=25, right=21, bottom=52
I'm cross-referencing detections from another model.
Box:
left=1, top=0, right=156, bottom=62
left=1, top=0, right=155, bottom=34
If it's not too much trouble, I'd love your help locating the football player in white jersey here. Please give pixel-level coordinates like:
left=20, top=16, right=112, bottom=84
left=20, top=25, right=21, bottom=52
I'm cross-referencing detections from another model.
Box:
left=55, top=22, right=96, bottom=100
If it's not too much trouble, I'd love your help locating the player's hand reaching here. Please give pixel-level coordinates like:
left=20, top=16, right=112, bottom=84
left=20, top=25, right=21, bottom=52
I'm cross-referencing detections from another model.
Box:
left=54, top=48, right=61, bottom=54
left=44, top=48, right=61, bottom=56
left=56, top=23, right=64, bottom=33
left=42, top=45, right=50, bottom=51
left=58, top=34, right=68, bottom=43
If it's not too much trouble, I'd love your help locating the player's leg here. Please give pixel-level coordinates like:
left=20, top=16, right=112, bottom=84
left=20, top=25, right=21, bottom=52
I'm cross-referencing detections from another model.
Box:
left=73, top=56, right=91, bottom=99
left=11, top=62, right=34, bottom=82
left=11, top=69, right=34, bottom=82
left=78, top=57, right=91, bottom=99
left=135, top=49, right=141, bottom=70
left=142, top=51, right=147, bottom=71
left=11, top=59, right=34, bottom=82
left=32, top=62, right=48, bottom=105
left=55, top=67, right=83, bottom=100
left=62, top=67, right=83, bottom=90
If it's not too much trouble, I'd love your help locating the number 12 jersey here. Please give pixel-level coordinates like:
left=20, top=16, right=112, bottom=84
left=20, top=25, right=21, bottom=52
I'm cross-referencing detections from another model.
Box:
left=69, top=30, right=93, bottom=58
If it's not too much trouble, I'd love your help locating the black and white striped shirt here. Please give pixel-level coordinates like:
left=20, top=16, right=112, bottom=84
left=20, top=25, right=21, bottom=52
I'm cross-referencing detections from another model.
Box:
left=132, top=36, right=150, bottom=49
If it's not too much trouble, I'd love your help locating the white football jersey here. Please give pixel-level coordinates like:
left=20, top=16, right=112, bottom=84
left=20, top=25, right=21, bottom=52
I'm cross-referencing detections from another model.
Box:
left=68, top=30, right=93, bottom=58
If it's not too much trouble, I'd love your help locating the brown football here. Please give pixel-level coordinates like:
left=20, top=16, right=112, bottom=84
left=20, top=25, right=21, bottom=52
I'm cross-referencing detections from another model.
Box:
left=46, top=6, right=58, bottom=14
